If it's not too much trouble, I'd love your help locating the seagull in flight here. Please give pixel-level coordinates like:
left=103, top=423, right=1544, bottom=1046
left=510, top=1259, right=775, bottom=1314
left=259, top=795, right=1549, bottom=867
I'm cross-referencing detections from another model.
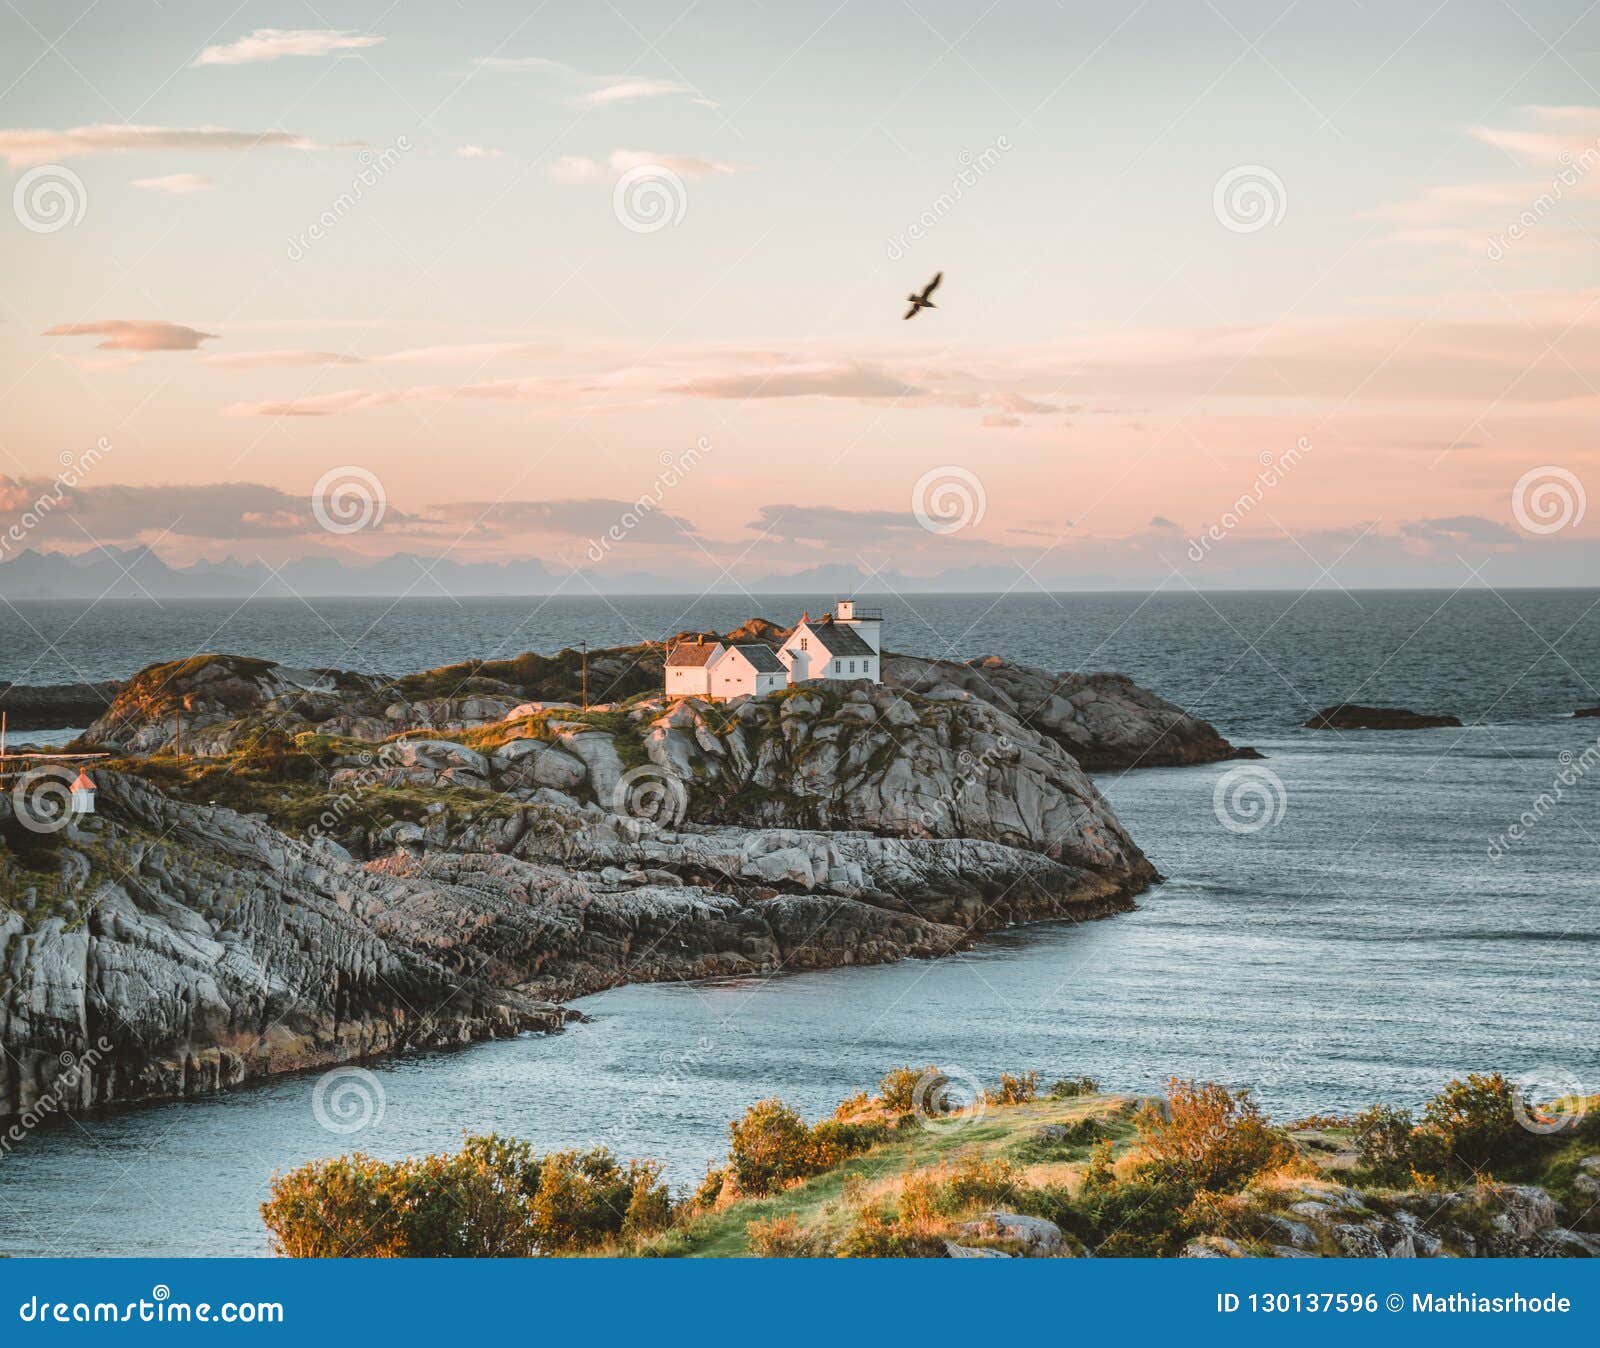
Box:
left=903, top=271, right=942, bottom=320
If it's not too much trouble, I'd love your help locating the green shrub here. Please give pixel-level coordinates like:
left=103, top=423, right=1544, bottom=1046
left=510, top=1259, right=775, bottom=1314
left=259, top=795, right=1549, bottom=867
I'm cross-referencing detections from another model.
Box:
left=1415, top=1073, right=1525, bottom=1176
left=748, top=1214, right=831, bottom=1257
left=728, top=1099, right=819, bottom=1196
left=878, top=1065, right=940, bottom=1114
left=810, top=1118, right=890, bottom=1168
left=1352, top=1103, right=1419, bottom=1184
left=1048, top=1075, right=1099, bottom=1100
left=261, top=1134, right=666, bottom=1257
left=1135, top=1079, right=1292, bottom=1192
left=834, top=1207, right=946, bottom=1258
left=992, top=1070, right=1038, bottom=1105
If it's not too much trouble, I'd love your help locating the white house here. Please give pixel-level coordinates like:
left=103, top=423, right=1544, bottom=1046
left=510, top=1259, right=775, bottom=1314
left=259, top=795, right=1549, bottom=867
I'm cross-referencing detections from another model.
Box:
left=664, top=640, right=724, bottom=697
left=664, top=601, right=884, bottom=700
left=778, top=602, right=882, bottom=684
left=709, top=644, right=789, bottom=699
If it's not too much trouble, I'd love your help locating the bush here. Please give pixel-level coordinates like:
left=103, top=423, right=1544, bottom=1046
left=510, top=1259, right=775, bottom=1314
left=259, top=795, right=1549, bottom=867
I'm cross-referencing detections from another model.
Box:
left=262, top=1134, right=543, bottom=1257
left=810, top=1118, right=890, bottom=1168
left=728, top=1099, right=820, bottom=1196
left=834, top=1207, right=946, bottom=1258
left=1048, top=1075, right=1099, bottom=1100
left=1416, top=1073, right=1525, bottom=1176
left=1135, top=1079, right=1292, bottom=1192
left=878, top=1065, right=940, bottom=1114
left=1352, top=1103, right=1419, bottom=1184
left=992, top=1071, right=1038, bottom=1105
left=1077, top=1169, right=1196, bottom=1258
left=748, top=1214, right=831, bottom=1257
left=261, top=1134, right=667, bottom=1257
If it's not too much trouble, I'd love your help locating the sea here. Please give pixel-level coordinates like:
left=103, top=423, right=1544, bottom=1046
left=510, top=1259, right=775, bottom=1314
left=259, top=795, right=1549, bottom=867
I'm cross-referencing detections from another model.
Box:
left=0, top=589, right=1596, bottom=1255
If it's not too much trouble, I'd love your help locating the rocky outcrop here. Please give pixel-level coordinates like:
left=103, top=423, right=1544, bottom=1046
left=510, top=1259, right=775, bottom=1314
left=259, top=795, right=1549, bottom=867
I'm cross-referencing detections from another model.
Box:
left=3, top=667, right=1165, bottom=1120
left=1576, top=707, right=1600, bottom=719
left=1304, top=704, right=1462, bottom=730
left=883, top=653, right=1246, bottom=769
left=0, top=679, right=124, bottom=731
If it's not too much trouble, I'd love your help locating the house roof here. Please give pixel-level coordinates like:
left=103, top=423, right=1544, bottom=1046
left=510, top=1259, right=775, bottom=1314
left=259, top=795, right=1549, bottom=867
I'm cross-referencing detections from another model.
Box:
left=795, top=619, right=875, bottom=658
left=725, top=643, right=785, bottom=673
left=666, top=641, right=723, bottom=667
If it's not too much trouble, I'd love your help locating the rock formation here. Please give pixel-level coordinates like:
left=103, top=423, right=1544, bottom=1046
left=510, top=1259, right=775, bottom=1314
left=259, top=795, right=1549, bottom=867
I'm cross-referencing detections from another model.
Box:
left=2, top=634, right=1233, bottom=1120
left=0, top=679, right=124, bottom=731
left=1304, top=704, right=1462, bottom=731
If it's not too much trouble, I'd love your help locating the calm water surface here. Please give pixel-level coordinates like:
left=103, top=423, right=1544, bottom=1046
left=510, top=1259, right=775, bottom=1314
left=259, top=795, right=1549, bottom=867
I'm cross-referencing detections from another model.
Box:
left=0, top=590, right=1595, bottom=1255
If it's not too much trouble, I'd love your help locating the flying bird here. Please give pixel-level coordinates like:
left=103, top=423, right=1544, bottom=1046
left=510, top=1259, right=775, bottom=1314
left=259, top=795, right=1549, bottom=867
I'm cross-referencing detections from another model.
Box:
left=903, top=271, right=942, bottom=320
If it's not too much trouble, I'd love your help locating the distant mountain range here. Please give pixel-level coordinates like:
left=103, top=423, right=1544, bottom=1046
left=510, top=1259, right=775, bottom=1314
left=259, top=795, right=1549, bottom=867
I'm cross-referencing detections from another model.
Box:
left=0, top=547, right=1036, bottom=599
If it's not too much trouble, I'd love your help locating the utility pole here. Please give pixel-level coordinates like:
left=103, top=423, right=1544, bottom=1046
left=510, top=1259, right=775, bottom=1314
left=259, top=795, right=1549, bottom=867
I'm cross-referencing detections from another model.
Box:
left=581, top=641, right=589, bottom=711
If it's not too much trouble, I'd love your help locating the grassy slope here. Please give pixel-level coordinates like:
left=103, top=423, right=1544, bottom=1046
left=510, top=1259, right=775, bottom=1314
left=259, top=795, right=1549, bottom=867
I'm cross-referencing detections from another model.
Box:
left=653, top=1093, right=1141, bottom=1258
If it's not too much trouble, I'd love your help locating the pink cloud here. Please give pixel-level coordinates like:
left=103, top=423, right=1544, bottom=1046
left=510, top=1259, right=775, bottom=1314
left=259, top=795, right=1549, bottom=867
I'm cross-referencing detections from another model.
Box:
left=0, top=125, right=341, bottom=168
left=193, top=29, right=383, bottom=67
left=45, top=320, right=218, bottom=352
left=204, top=349, right=365, bottom=369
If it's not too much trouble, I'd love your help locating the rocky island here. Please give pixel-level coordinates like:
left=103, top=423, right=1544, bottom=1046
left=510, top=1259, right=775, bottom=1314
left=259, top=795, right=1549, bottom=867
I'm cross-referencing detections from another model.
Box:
left=0, top=632, right=1235, bottom=1124
left=1304, top=704, right=1463, bottom=730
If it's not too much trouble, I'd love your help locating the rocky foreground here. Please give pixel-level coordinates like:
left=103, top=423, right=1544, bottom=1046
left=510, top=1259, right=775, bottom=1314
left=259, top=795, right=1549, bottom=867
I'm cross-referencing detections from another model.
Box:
left=0, top=632, right=1231, bottom=1121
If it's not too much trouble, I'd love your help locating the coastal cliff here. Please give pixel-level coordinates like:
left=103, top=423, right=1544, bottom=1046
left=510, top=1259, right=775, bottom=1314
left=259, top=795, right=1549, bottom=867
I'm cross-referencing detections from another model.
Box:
left=0, top=635, right=1213, bottom=1120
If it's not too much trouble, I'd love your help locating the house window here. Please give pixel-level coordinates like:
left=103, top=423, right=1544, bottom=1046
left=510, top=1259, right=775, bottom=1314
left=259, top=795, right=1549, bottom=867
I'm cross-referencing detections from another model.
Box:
left=834, top=660, right=842, bottom=674
left=848, top=660, right=855, bottom=673
left=800, top=638, right=808, bottom=651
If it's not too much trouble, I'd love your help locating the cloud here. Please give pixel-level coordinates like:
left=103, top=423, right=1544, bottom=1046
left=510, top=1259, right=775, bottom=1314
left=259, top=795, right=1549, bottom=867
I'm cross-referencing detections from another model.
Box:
left=429, top=498, right=698, bottom=544
left=549, top=149, right=743, bottom=183
left=45, top=320, right=218, bottom=352
left=0, top=477, right=368, bottom=542
left=193, top=29, right=383, bottom=67
left=745, top=504, right=925, bottom=544
left=203, top=349, right=365, bottom=369
left=456, top=145, right=505, bottom=160
left=671, top=361, right=924, bottom=400
left=130, top=172, right=212, bottom=194
left=475, top=55, right=715, bottom=109
left=982, top=413, right=1022, bottom=428
left=0, top=125, right=341, bottom=168
left=1401, top=515, right=1518, bottom=545
left=548, top=155, right=602, bottom=183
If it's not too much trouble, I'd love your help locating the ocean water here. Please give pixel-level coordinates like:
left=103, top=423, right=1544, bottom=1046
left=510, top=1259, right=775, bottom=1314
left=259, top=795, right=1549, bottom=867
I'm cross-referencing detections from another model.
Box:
left=0, top=589, right=1596, bottom=1256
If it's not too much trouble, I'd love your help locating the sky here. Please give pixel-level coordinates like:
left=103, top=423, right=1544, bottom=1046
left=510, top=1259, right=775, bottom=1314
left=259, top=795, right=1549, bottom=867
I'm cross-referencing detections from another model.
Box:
left=1, top=0, right=1598, bottom=592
